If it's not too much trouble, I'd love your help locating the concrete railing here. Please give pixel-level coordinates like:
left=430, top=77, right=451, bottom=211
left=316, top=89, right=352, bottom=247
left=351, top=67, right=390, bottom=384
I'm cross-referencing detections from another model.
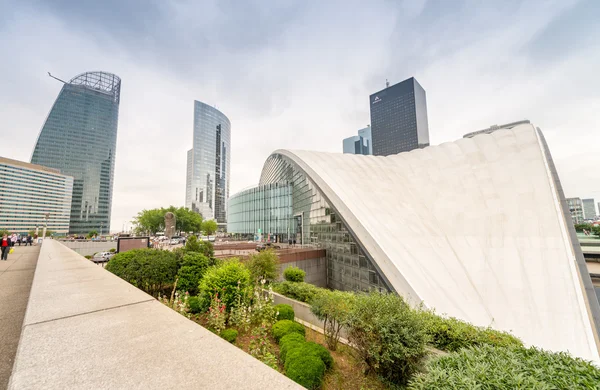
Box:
left=58, top=240, right=116, bottom=256
left=9, top=240, right=301, bottom=389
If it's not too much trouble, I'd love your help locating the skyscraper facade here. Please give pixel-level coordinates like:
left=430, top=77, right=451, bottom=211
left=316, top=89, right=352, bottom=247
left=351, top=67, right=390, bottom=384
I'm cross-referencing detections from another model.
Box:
left=31, top=71, right=121, bottom=234
left=566, top=198, right=584, bottom=224
left=185, top=101, right=231, bottom=229
left=583, top=198, right=597, bottom=220
left=369, top=77, right=429, bottom=156
left=342, top=126, right=372, bottom=155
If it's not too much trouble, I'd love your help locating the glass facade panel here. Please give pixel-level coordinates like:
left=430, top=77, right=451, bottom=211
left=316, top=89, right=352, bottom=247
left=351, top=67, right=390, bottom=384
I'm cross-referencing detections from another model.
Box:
left=31, top=71, right=120, bottom=234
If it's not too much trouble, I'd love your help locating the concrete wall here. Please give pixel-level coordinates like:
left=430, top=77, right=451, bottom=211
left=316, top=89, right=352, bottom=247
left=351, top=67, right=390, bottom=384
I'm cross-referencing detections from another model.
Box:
left=278, top=249, right=327, bottom=288
left=58, top=240, right=116, bottom=256
left=9, top=239, right=301, bottom=390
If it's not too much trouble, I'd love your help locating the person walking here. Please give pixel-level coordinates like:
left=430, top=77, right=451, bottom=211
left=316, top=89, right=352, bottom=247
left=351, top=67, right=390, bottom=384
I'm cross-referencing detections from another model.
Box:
left=27, top=235, right=33, bottom=246
left=1, top=234, right=11, bottom=260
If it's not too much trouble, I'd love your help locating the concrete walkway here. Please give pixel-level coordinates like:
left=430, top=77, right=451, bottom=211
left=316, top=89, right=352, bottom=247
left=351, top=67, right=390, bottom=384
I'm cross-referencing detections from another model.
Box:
left=0, top=245, right=39, bottom=389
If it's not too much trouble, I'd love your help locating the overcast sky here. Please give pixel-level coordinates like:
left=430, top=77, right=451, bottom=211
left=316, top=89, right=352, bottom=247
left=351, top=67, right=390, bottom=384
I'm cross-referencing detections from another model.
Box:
left=1, top=0, right=599, bottom=232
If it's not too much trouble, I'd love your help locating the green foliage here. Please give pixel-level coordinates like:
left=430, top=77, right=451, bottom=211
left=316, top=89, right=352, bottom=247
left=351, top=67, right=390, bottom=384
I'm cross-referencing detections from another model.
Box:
left=419, top=310, right=522, bottom=352
left=283, top=266, right=305, bottom=282
left=592, top=225, right=600, bottom=237
left=207, top=292, right=227, bottom=333
left=0, top=229, right=9, bottom=237
left=302, top=342, right=334, bottom=370
left=574, top=223, right=593, bottom=232
left=272, top=320, right=306, bottom=342
left=84, top=255, right=92, bottom=259
left=198, top=259, right=252, bottom=311
left=408, top=345, right=600, bottom=389
left=279, top=333, right=306, bottom=362
left=188, top=296, right=202, bottom=314
left=248, top=324, right=278, bottom=370
left=87, top=230, right=98, bottom=238
left=106, top=249, right=178, bottom=296
left=134, top=206, right=202, bottom=234
left=285, top=354, right=326, bottom=390
left=346, top=292, right=428, bottom=386
left=202, top=219, right=218, bottom=236
left=310, top=290, right=355, bottom=351
left=220, top=328, right=238, bottom=343
left=273, top=281, right=326, bottom=304
left=176, top=252, right=211, bottom=295
left=275, top=304, right=295, bottom=321
left=109, top=248, right=116, bottom=253
left=246, top=249, right=279, bottom=283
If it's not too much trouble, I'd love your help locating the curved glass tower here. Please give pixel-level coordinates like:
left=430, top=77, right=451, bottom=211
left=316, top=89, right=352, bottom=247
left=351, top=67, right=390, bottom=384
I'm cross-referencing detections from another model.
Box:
left=31, top=71, right=121, bottom=235
left=185, top=101, right=231, bottom=229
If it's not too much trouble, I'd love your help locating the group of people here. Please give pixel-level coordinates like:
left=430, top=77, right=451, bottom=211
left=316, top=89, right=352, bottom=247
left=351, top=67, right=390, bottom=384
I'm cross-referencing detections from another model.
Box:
left=0, top=233, right=36, bottom=261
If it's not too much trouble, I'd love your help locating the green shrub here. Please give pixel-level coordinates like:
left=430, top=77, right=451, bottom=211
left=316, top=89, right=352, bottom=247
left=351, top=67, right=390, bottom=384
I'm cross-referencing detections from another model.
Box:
left=185, top=235, right=215, bottom=260
left=188, top=296, right=202, bottom=314
left=198, top=259, right=251, bottom=311
left=246, top=249, right=279, bottom=283
left=346, top=292, right=428, bottom=386
left=408, top=345, right=600, bottom=389
left=109, top=248, right=116, bottom=253
left=285, top=354, right=326, bottom=390
left=106, top=249, right=178, bottom=296
left=220, top=328, right=238, bottom=344
left=279, top=333, right=306, bottom=362
left=176, top=252, right=211, bottom=295
left=84, top=255, right=92, bottom=259
left=273, top=281, right=326, bottom=304
left=419, top=310, right=522, bottom=352
left=275, top=304, right=294, bottom=321
left=310, top=290, right=355, bottom=351
left=272, top=320, right=306, bottom=342
left=283, top=266, right=305, bottom=282
left=302, top=342, right=333, bottom=370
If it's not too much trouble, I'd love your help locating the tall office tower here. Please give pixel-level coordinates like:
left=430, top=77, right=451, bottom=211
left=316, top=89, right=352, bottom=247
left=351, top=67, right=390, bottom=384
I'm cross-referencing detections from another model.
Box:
left=566, top=198, right=584, bottom=224
left=31, top=72, right=121, bottom=234
left=369, top=77, right=429, bottom=156
left=582, top=198, right=597, bottom=220
left=185, top=101, right=231, bottom=230
left=342, top=126, right=372, bottom=155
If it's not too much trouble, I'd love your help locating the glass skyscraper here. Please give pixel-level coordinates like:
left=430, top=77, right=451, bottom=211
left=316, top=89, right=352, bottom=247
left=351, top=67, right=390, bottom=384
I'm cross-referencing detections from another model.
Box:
left=369, top=77, right=429, bottom=156
left=31, top=71, right=121, bottom=235
left=342, top=126, right=372, bottom=155
left=185, top=101, right=231, bottom=229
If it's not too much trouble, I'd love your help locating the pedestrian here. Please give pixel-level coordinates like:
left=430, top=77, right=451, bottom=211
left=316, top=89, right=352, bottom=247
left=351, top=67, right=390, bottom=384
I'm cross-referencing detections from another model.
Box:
left=292, top=238, right=296, bottom=247
left=27, top=235, right=33, bottom=246
left=33, top=233, right=38, bottom=245
left=11, top=233, right=18, bottom=247
left=1, top=234, right=10, bottom=260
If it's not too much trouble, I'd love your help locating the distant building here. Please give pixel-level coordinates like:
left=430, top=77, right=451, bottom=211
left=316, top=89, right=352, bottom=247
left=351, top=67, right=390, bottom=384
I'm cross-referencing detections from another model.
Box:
left=185, top=101, right=231, bottom=230
left=31, top=71, right=121, bottom=235
left=0, top=157, right=73, bottom=235
left=369, top=77, right=429, bottom=156
left=583, top=199, right=597, bottom=220
left=342, top=126, right=372, bottom=155
left=567, top=198, right=584, bottom=224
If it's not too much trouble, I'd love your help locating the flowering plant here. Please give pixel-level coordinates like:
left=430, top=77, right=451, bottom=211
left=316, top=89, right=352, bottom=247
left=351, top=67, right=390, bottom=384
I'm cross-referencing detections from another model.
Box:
left=207, top=290, right=227, bottom=334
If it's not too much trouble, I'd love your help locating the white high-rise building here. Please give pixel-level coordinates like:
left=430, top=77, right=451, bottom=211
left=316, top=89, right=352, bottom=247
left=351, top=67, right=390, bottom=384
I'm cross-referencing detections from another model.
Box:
left=582, top=198, right=596, bottom=220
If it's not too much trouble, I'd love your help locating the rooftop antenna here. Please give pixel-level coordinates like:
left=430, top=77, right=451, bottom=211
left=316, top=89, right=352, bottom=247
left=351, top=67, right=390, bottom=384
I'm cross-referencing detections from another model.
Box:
left=47, top=72, right=67, bottom=84
left=386, top=79, right=390, bottom=88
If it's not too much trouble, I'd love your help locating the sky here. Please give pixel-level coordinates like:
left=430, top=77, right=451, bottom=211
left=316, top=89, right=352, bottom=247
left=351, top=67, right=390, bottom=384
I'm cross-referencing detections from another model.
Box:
left=0, top=0, right=599, bottom=232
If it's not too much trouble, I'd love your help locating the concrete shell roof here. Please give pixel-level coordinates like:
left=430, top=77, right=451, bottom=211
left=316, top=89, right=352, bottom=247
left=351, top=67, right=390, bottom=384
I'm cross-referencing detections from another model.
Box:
left=269, top=124, right=600, bottom=363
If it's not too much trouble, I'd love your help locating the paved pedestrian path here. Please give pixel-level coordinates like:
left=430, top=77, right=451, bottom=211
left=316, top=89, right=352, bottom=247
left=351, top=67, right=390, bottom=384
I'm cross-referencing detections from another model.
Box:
left=0, top=245, right=39, bottom=389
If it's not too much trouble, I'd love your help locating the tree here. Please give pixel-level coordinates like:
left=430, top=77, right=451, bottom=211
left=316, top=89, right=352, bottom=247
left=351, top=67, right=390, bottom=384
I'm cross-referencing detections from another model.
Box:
left=592, top=225, right=600, bottom=237
left=310, top=290, right=355, bottom=351
left=574, top=223, right=593, bottom=232
left=202, top=219, right=218, bottom=236
left=133, top=206, right=202, bottom=235
left=0, top=229, right=9, bottom=237
left=87, top=230, right=98, bottom=238
left=246, top=249, right=279, bottom=283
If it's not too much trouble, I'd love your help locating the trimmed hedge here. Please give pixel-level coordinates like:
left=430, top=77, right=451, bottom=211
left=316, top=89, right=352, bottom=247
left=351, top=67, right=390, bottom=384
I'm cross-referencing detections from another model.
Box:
left=279, top=333, right=306, bottom=362
left=283, top=266, right=306, bottom=282
left=220, top=328, right=238, bottom=344
left=408, top=345, right=600, bottom=389
left=275, top=304, right=294, bottom=321
left=273, top=281, right=326, bottom=304
left=272, top=320, right=305, bottom=342
left=285, top=355, right=325, bottom=390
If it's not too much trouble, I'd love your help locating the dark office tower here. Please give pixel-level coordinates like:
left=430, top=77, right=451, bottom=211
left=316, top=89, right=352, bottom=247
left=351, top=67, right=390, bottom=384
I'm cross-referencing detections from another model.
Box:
left=31, top=71, right=121, bottom=234
left=369, top=77, right=429, bottom=156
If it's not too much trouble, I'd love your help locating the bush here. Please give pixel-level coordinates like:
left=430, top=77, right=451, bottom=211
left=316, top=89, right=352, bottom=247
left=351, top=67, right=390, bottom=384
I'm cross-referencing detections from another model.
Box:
left=246, top=249, right=279, bottom=283
left=220, top=328, right=238, bottom=344
left=176, top=252, right=211, bottom=295
left=275, top=304, right=295, bottom=321
left=185, top=235, right=215, bottom=260
left=84, top=255, right=92, bottom=259
left=198, top=259, right=251, bottom=311
left=188, top=296, right=202, bottom=314
left=279, top=333, right=306, bottom=362
left=419, top=310, right=522, bottom=352
left=273, top=281, right=326, bottom=304
left=346, top=292, right=428, bottom=386
left=285, top=354, right=326, bottom=390
left=408, top=345, right=600, bottom=389
left=302, top=342, right=333, bottom=370
left=283, top=266, right=305, bottom=282
left=272, top=320, right=306, bottom=342
left=109, top=248, right=116, bottom=253
left=106, top=249, right=178, bottom=296
left=310, top=290, right=355, bottom=351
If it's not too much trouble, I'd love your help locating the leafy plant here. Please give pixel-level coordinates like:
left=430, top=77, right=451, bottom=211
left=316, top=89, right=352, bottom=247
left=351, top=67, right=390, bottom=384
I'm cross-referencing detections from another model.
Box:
left=283, top=266, right=305, bottom=282
left=273, top=281, right=326, bottom=304
left=198, top=259, right=251, bottom=311
left=202, top=219, right=218, bottom=236
left=87, top=230, right=98, bottom=238
left=249, top=284, right=278, bottom=327
left=207, top=291, right=227, bottom=334
left=285, top=354, right=326, bottom=390
left=160, top=291, right=190, bottom=318
left=109, top=248, right=116, bottom=253
left=249, top=325, right=278, bottom=370
left=272, top=320, right=306, bottom=342
left=188, top=296, right=202, bottom=314
left=275, top=304, right=294, bottom=321
left=279, top=333, right=306, bottom=362
left=176, top=252, right=210, bottom=295
left=310, top=290, right=355, bottom=351
left=246, top=249, right=279, bottom=283
left=408, top=345, right=600, bottom=389
left=220, top=328, right=238, bottom=343
left=346, top=292, right=428, bottom=386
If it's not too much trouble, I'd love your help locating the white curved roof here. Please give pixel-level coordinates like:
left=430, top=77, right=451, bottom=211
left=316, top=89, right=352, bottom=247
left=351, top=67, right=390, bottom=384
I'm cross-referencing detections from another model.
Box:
left=272, top=124, right=600, bottom=362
